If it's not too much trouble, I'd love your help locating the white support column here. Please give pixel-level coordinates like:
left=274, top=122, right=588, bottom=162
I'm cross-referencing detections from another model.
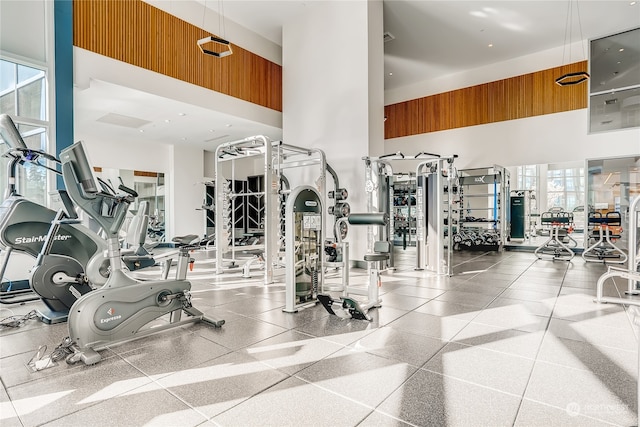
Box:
left=282, top=0, right=384, bottom=262
left=167, top=144, right=205, bottom=240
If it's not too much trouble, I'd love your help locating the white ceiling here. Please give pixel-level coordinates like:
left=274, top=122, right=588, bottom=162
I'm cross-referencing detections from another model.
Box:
left=75, top=0, right=640, bottom=151
left=74, top=79, right=282, bottom=150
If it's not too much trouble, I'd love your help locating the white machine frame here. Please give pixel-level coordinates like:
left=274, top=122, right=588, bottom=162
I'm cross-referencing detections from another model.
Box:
left=214, top=136, right=327, bottom=284
left=594, top=195, right=640, bottom=305
left=415, top=156, right=458, bottom=276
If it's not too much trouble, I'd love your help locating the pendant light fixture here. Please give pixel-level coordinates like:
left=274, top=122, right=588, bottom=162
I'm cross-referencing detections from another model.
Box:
left=556, top=0, right=589, bottom=86
left=197, top=0, right=233, bottom=58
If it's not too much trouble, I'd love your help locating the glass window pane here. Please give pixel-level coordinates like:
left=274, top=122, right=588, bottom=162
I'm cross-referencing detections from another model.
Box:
left=0, top=60, right=16, bottom=92
left=17, top=78, right=45, bottom=120
left=22, top=163, right=46, bottom=205
left=547, top=193, right=563, bottom=210
left=17, top=124, right=47, bottom=151
left=22, top=132, right=46, bottom=151
left=0, top=91, right=16, bottom=115
left=566, top=179, right=575, bottom=191
left=17, top=64, right=44, bottom=84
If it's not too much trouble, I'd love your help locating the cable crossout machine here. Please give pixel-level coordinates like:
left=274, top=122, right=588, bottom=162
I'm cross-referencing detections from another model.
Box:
left=363, top=153, right=458, bottom=276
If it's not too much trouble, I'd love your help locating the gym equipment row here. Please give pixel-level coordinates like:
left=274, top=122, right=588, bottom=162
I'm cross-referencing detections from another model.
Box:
left=0, top=115, right=175, bottom=324
left=0, top=115, right=108, bottom=320
left=57, top=141, right=224, bottom=365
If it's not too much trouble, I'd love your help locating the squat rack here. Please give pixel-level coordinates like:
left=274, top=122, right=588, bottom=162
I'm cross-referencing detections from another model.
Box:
left=214, top=135, right=327, bottom=284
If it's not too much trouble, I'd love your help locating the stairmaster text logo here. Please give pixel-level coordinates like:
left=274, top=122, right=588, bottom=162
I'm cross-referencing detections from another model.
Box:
left=101, top=307, right=122, bottom=324
left=14, top=234, right=72, bottom=244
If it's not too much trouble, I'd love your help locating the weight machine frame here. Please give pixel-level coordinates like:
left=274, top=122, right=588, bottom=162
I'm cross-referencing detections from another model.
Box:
left=415, top=156, right=458, bottom=276
left=214, top=136, right=327, bottom=284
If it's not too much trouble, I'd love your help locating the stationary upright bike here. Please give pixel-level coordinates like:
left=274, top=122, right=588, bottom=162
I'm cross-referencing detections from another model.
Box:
left=60, top=141, right=224, bottom=365
left=0, top=114, right=108, bottom=318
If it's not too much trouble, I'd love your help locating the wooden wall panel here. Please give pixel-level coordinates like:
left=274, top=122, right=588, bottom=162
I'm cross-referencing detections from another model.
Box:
left=73, top=0, right=282, bottom=112
left=385, top=61, right=588, bottom=139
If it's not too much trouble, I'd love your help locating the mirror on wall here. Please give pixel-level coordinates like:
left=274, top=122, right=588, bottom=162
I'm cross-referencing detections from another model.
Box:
left=507, top=160, right=586, bottom=247
left=94, top=168, right=166, bottom=242
left=506, top=155, right=640, bottom=255
left=586, top=155, right=640, bottom=250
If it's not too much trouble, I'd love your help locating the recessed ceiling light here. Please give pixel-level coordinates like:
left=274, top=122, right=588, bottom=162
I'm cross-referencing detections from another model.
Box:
left=209, top=129, right=215, bottom=132
left=139, top=129, right=144, bottom=133
left=389, top=72, right=393, bottom=76
left=180, top=137, right=187, bottom=141
left=225, top=124, right=232, bottom=127
left=617, top=61, right=622, bottom=64
left=164, top=119, right=171, bottom=123
left=178, top=112, right=186, bottom=116
left=630, top=1, right=637, bottom=6
left=488, top=43, right=493, bottom=47
left=619, top=48, right=625, bottom=52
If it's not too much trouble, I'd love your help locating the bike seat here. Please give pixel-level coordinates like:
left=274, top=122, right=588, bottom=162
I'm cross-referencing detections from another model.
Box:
left=172, top=234, right=199, bottom=245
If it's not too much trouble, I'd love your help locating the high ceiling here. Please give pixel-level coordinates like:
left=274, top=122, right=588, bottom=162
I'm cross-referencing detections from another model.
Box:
left=74, top=0, right=640, bottom=151
left=214, top=0, right=639, bottom=91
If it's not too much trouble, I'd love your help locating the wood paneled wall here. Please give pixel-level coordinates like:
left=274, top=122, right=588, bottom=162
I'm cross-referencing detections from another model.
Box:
left=384, top=62, right=588, bottom=139
left=73, top=0, right=282, bottom=112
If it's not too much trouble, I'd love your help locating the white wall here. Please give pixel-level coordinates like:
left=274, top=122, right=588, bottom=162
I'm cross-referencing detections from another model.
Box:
left=386, top=109, right=640, bottom=173
left=82, top=137, right=172, bottom=173
left=0, top=0, right=47, bottom=63
left=282, top=0, right=384, bottom=261
left=167, top=144, right=206, bottom=238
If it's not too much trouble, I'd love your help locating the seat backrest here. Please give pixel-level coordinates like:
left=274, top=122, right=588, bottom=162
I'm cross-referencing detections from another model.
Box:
left=373, top=240, right=391, bottom=254
left=125, top=201, right=149, bottom=247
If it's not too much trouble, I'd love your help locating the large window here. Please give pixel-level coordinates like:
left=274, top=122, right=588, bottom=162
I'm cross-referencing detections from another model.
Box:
left=515, top=165, right=538, bottom=192
left=0, top=58, right=49, bottom=205
left=547, top=166, right=585, bottom=211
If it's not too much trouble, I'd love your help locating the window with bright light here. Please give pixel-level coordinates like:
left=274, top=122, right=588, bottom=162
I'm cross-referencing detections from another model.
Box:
left=0, top=58, right=48, bottom=205
left=515, top=165, right=537, bottom=191
left=547, top=167, right=585, bottom=211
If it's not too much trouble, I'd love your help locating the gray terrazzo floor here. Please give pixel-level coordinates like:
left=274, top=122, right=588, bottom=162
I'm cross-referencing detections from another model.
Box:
left=1, top=248, right=638, bottom=426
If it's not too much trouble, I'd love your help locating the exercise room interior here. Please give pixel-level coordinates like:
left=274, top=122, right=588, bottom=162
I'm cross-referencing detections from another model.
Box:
left=0, top=1, right=639, bottom=426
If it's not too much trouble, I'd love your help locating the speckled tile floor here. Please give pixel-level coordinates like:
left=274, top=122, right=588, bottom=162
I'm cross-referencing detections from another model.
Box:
left=1, top=248, right=638, bottom=426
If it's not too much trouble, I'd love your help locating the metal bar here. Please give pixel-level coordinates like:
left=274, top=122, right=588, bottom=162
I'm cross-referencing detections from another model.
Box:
left=274, top=159, right=322, bottom=170
left=627, top=196, right=640, bottom=294
left=229, top=191, right=266, bottom=198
